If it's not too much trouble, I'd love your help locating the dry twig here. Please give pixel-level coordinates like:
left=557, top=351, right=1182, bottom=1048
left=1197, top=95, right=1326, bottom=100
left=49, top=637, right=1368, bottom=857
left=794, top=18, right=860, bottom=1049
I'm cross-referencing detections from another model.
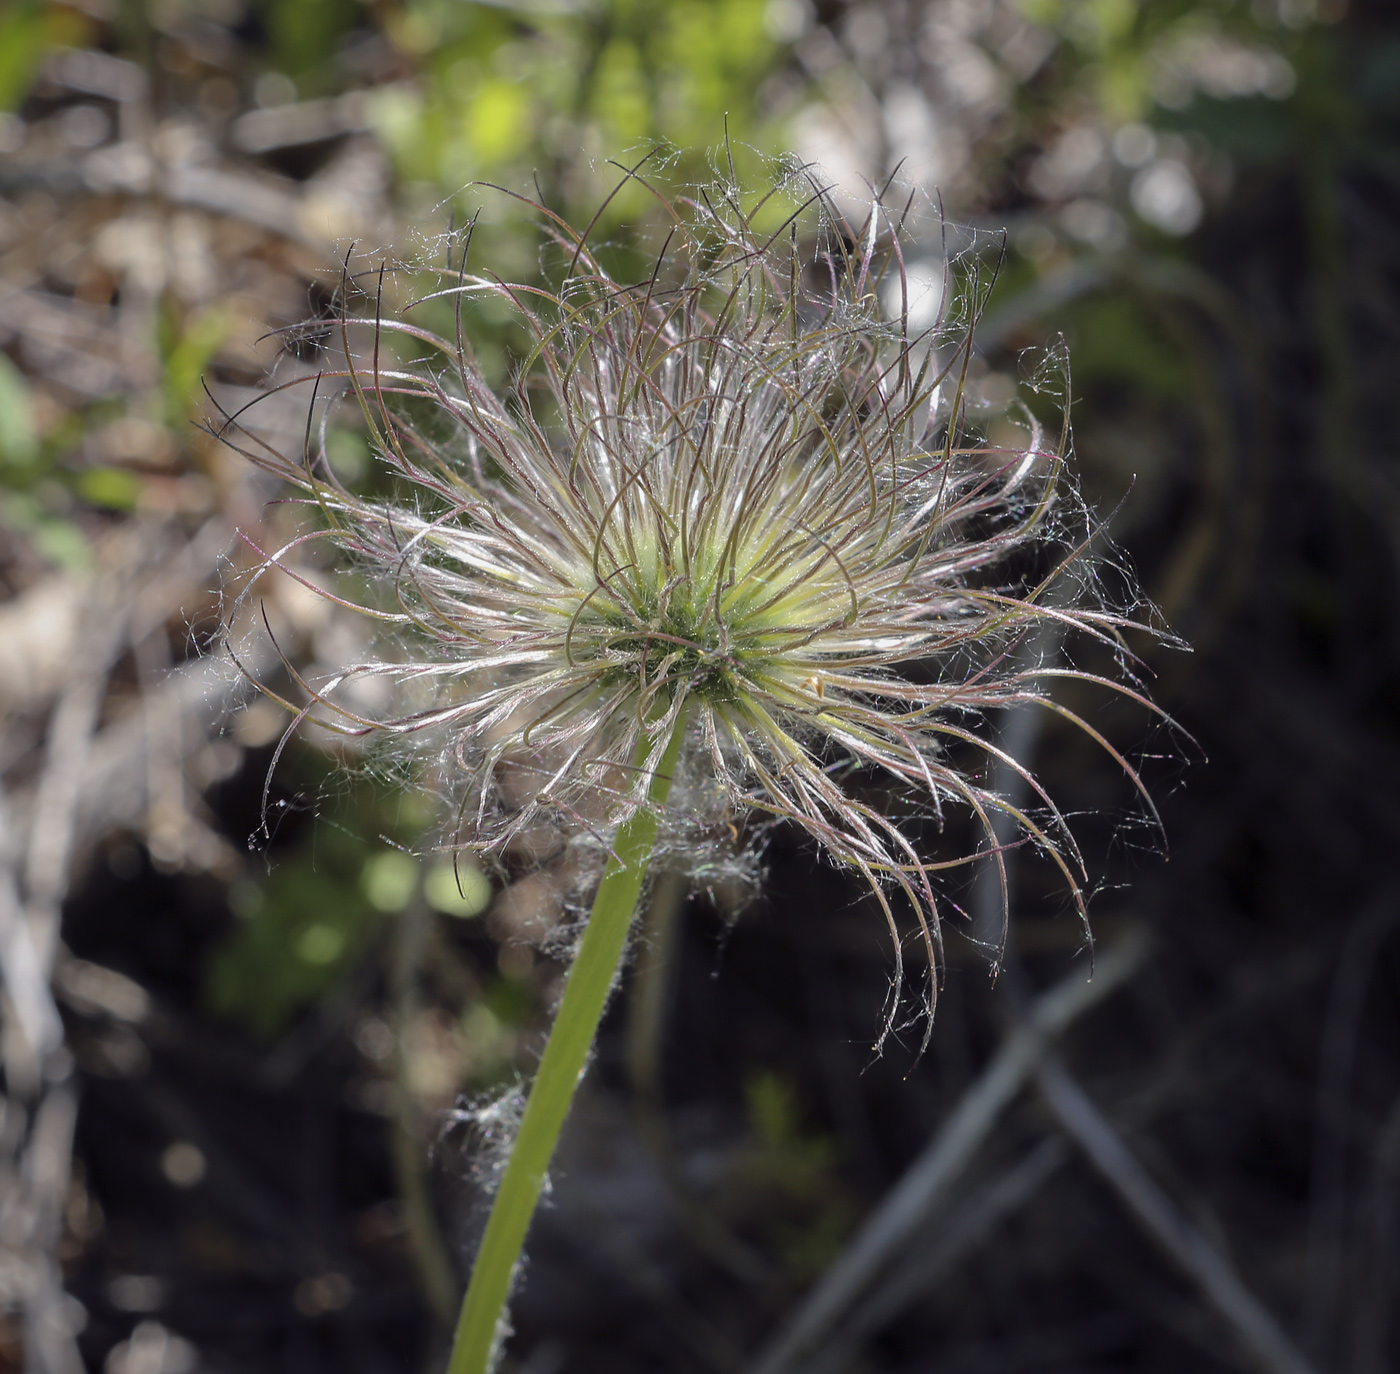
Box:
left=1035, top=1054, right=1317, bottom=1374
left=748, top=927, right=1150, bottom=1374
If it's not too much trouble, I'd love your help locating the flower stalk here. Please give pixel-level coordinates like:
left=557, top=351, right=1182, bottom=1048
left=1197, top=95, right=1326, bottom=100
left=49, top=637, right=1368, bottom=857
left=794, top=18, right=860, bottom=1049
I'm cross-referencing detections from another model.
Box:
left=446, top=711, right=688, bottom=1374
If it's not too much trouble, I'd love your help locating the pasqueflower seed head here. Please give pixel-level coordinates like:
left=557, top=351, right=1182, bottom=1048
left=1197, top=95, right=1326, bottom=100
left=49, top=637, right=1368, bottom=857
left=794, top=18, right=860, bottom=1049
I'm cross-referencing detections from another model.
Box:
left=220, top=167, right=1160, bottom=1033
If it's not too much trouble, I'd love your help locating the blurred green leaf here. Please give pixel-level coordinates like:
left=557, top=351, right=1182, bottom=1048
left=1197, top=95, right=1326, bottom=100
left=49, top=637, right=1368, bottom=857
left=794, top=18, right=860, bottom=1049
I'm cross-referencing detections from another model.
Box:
left=0, top=355, right=40, bottom=471
left=740, top=1070, right=854, bottom=1278
left=362, top=849, right=419, bottom=913
left=254, top=0, right=363, bottom=87
left=208, top=852, right=384, bottom=1039
left=1068, top=293, right=1195, bottom=399
left=31, top=517, right=91, bottom=570
left=424, top=860, right=492, bottom=918
left=1159, top=94, right=1296, bottom=162
left=160, top=304, right=234, bottom=427
left=745, top=1071, right=836, bottom=1180
left=467, top=77, right=533, bottom=165
left=0, top=0, right=71, bottom=113
left=74, top=465, right=142, bottom=510
left=378, top=0, right=793, bottom=213
left=0, top=490, right=90, bottom=570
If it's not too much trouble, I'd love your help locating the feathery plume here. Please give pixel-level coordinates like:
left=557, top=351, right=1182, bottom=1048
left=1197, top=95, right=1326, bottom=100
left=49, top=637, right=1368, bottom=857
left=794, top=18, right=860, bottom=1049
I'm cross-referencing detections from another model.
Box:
left=216, top=164, right=1161, bottom=1042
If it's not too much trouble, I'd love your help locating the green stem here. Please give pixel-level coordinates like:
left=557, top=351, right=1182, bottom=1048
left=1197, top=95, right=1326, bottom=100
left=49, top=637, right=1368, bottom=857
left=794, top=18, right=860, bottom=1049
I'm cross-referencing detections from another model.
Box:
left=446, top=716, right=687, bottom=1374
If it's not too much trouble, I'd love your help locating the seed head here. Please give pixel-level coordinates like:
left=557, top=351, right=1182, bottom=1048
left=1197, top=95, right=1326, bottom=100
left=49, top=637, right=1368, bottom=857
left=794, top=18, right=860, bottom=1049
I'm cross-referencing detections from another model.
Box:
left=219, top=166, right=1161, bottom=1038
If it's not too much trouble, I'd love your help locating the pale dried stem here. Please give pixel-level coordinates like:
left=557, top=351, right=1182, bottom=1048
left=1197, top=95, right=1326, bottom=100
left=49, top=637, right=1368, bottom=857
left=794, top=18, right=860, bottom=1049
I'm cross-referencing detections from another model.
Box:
left=802, top=1137, right=1071, bottom=1374
left=1034, top=1055, right=1318, bottom=1374
left=0, top=519, right=280, bottom=1374
left=747, top=926, right=1150, bottom=1374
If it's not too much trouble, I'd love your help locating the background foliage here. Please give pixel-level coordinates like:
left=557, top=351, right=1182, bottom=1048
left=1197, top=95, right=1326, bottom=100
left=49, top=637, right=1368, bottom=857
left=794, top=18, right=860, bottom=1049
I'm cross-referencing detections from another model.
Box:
left=3, top=1, right=1400, bottom=1372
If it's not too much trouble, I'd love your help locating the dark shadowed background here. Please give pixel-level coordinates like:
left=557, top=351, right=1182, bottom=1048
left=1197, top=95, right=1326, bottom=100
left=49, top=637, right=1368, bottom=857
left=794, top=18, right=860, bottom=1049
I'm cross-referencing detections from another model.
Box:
left=2, top=1, right=1399, bottom=1372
